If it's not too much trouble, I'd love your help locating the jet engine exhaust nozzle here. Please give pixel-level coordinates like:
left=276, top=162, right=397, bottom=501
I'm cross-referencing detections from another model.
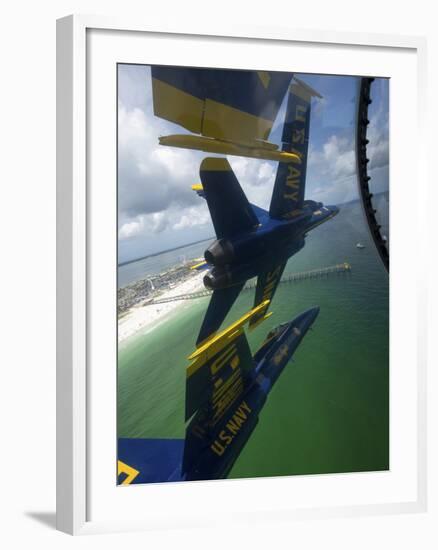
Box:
left=204, top=239, right=235, bottom=266
left=203, top=268, right=233, bottom=290
left=203, top=273, right=216, bottom=290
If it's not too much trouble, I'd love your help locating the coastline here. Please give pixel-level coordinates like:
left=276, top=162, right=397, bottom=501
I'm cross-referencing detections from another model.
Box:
left=118, top=269, right=206, bottom=344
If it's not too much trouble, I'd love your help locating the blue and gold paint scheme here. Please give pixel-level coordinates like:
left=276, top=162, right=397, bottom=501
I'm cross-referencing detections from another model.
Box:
left=192, top=78, right=338, bottom=345
left=151, top=66, right=300, bottom=163
left=270, top=77, right=322, bottom=219
left=117, top=305, right=320, bottom=484
left=116, top=72, right=333, bottom=486
left=248, top=263, right=286, bottom=330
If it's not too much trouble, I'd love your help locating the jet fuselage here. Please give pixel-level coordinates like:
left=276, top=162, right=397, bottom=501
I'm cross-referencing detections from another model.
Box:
left=203, top=202, right=339, bottom=290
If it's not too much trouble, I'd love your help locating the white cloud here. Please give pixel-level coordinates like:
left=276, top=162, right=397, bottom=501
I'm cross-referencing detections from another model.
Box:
left=322, top=135, right=356, bottom=178
left=118, top=101, right=211, bottom=240
left=367, top=117, right=389, bottom=171
left=117, top=88, right=279, bottom=254
left=306, top=104, right=389, bottom=205
left=119, top=68, right=389, bottom=255
left=118, top=218, right=144, bottom=240
left=172, top=206, right=211, bottom=230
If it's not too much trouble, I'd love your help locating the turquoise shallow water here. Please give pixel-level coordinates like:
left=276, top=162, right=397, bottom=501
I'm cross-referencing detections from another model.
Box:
left=118, top=197, right=389, bottom=478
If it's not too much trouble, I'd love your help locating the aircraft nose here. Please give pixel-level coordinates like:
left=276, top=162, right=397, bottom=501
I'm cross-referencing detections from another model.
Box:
left=307, top=306, right=320, bottom=321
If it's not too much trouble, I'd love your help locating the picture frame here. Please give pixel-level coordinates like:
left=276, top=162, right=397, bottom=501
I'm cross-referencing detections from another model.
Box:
left=56, top=14, right=427, bottom=535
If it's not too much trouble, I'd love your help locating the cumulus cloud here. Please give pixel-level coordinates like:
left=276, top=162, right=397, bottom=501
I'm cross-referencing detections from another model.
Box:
left=118, top=105, right=200, bottom=216
left=118, top=218, right=144, bottom=239
left=228, top=157, right=276, bottom=209
left=118, top=67, right=389, bottom=259
left=117, top=100, right=214, bottom=243
left=312, top=96, right=328, bottom=119
left=306, top=104, right=389, bottom=205
left=118, top=96, right=278, bottom=244
left=367, top=110, right=389, bottom=171
left=306, top=133, right=356, bottom=204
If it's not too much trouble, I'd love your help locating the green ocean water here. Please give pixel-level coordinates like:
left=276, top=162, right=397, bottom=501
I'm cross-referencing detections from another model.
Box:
left=118, top=196, right=389, bottom=479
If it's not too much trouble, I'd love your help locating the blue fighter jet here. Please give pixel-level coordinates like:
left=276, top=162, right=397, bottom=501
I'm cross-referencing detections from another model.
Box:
left=117, top=70, right=330, bottom=485
left=118, top=304, right=320, bottom=484
left=150, top=67, right=338, bottom=346
left=193, top=78, right=339, bottom=345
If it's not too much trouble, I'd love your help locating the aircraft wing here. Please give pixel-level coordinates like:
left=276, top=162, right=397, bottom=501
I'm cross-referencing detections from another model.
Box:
left=196, top=283, right=245, bottom=347
left=117, top=438, right=183, bottom=485
left=249, top=261, right=287, bottom=330
left=199, top=157, right=259, bottom=239
left=151, top=66, right=291, bottom=144
left=269, top=78, right=322, bottom=219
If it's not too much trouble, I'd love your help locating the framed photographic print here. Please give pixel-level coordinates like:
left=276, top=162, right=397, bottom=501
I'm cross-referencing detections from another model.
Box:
left=57, top=15, right=427, bottom=535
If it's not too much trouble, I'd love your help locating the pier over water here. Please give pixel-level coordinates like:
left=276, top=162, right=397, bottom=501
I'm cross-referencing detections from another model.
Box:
left=147, top=263, right=352, bottom=305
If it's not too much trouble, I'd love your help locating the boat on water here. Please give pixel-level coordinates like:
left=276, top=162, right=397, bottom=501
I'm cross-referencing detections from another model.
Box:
left=356, top=243, right=365, bottom=249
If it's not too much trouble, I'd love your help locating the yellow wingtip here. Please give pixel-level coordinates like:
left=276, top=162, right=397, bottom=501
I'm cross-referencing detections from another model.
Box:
left=249, top=311, right=273, bottom=332
left=188, top=300, right=270, bottom=363
left=190, top=260, right=206, bottom=270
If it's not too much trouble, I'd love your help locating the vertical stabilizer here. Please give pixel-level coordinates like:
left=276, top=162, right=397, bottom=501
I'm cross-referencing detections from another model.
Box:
left=269, top=78, right=322, bottom=219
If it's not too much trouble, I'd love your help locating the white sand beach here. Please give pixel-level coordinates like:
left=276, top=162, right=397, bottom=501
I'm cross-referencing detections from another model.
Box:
left=118, top=271, right=207, bottom=344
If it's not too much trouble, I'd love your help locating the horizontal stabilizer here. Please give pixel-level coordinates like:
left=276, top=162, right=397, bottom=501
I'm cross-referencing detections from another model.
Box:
left=159, top=134, right=300, bottom=163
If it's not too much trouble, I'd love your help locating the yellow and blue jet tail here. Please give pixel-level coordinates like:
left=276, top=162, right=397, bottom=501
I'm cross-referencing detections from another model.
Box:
left=248, top=261, right=287, bottom=330
left=194, top=157, right=260, bottom=345
left=269, top=78, right=322, bottom=219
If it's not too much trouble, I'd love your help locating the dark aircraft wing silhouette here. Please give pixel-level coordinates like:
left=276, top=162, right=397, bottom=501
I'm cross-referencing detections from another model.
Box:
left=269, top=77, right=322, bottom=219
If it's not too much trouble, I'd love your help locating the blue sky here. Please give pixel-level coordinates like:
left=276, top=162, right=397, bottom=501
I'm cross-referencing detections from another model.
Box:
left=118, top=66, right=389, bottom=263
